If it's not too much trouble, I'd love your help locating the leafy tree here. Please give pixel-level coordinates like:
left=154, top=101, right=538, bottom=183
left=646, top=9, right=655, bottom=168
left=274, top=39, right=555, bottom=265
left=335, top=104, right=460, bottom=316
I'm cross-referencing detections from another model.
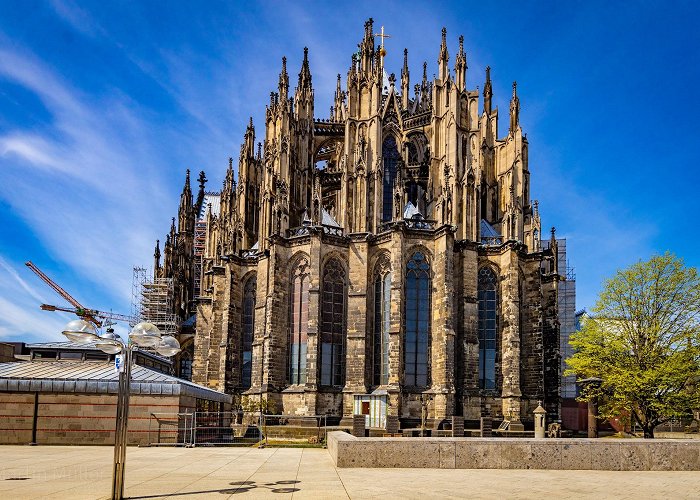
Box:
left=566, top=253, right=700, bottom=438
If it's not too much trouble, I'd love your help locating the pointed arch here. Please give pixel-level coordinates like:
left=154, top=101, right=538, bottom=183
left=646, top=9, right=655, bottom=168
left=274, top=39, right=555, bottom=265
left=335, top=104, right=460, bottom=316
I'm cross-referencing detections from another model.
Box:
left=241, top=273, right=257, bottom=389
left=288, top=255, right=310, bottom=385
left=404, top=250, right=431, bottom=387
left=371, top=252, right=392, bottom=386
left=382, top=135, right=401, bottom=222
left=320, top=257, right=347, bottom=387
left=478, top=265, right=499, bottom=390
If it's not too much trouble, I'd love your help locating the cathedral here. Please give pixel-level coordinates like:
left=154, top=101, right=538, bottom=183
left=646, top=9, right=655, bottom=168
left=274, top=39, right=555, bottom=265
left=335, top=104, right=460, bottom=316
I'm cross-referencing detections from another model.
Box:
left=154, top=19, right=563, bottom=429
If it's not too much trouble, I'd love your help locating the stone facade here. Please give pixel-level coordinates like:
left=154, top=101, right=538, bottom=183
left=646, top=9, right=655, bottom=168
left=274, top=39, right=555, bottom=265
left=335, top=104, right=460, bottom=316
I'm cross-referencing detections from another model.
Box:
left=160, top=19, right=563, bottom=428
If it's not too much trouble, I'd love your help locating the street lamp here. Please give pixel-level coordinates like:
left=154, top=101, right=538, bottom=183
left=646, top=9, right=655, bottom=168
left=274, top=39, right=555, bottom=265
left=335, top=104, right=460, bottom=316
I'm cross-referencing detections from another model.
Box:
left=61, top=320, right=181, bottom=500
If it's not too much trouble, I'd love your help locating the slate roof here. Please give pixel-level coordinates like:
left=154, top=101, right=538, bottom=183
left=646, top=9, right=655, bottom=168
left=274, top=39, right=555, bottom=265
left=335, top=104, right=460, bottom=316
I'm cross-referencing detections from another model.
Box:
left=0, top=361, right=231, bottom=403
left=198, top=193, right=221, bottom=221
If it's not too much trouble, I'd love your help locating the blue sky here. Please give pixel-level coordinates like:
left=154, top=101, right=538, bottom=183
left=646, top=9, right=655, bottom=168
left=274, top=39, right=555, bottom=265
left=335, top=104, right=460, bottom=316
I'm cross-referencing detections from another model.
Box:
left=1, top=1, right=699, bottom=342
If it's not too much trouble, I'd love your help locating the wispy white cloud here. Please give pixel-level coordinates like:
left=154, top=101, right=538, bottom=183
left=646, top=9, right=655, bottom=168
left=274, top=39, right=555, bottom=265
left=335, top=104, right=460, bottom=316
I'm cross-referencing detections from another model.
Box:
left=0, top=45, right=168, bottom=312
left=48, top=0, right=108, bottom=39
left=0, top=257, right=69, bottom=341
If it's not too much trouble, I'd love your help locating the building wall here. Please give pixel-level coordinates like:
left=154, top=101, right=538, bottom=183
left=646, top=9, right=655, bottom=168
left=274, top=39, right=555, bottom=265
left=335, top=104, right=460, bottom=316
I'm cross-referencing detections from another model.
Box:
left=177, top=20, right=564, bottom=428
left=0, top=391, right=226, bottom=445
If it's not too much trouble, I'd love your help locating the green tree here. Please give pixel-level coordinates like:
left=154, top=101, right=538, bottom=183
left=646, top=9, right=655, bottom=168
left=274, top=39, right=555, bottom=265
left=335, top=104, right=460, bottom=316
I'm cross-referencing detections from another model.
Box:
left=566, top=253, right=700, bottom=438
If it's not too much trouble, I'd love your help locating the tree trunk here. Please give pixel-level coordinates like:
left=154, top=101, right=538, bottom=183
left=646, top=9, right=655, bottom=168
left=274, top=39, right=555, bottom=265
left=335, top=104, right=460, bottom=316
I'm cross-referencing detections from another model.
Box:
left=642, top=426, right=654, bottom=438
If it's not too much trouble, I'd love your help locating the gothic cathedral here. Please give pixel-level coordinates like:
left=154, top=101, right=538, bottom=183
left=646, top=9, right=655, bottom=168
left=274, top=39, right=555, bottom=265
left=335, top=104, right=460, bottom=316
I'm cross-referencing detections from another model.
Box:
left=156, top=19, right=562, bottom=429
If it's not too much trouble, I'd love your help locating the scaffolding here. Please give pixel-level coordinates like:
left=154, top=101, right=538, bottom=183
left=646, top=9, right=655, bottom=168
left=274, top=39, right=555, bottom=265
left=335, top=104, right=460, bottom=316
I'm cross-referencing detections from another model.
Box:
left=556, top=239, right=578, bottom=399
left=140, top=277, right=178, bottom=337
left=193, top=218, right=207, bottom=299
left=131, top=266, right=147, bottom=327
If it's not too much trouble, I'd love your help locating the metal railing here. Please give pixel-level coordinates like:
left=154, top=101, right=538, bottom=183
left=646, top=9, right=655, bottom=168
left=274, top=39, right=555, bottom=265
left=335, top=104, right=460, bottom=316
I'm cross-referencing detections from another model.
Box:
left=258, top=414, right=329, bottom=447
left=146, top=412, right=331, bottom=447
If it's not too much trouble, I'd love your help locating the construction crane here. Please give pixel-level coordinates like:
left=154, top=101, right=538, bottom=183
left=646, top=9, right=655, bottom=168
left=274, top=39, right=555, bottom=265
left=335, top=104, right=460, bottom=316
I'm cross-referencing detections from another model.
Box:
left=25, top=261, right=133, bottom=328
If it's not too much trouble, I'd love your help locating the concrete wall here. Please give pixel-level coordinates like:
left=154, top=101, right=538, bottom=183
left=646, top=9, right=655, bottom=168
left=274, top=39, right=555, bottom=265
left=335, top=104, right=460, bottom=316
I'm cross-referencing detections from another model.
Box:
left=327, top=432, right=700, bottom=471
left=0, top=392, right=185, bottom=445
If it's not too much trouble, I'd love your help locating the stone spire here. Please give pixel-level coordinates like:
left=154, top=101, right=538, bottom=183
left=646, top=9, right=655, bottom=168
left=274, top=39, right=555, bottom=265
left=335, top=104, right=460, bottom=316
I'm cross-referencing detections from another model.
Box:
left=483, top=66, right=493, bottom=114
left=278, top=56, right=289, bottom=99
left=178, top=169, right=192, bottom=233
left=333, top=73, right=344, bottom=120
left=509, top=81, right=520, bottom=135
left=401, top=48, right=410, bottom=109
left=438, top=27, right=449, bottom=81
left=153, top=239, right=161, bottom=276
left=195, top=170, right=207, bottom=214
left=455, top=35, right=467, bottom=91
left=359, top=18, right=375, bottom=74
left=298, top=47, right=312, bottom=89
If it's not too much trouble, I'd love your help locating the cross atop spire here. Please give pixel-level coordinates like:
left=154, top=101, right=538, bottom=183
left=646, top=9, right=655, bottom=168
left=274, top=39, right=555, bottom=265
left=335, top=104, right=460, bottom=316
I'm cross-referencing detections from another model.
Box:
left=374, top=25, right=391, bottom=63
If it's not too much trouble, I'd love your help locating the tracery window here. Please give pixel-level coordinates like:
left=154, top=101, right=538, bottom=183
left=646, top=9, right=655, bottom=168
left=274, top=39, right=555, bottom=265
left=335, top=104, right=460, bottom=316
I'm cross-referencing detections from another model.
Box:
left=179, top=353, right=192, bottom=381
left=404, top=251, right=431, bottom=386
left=382, top=136, right=400, bottom=222
left=241, top=276, right=256, bottom=389
left=373, top=257, right=391, bottom=386
left=320, top=258, right=347, bottom=387
left=288, top=257, right=309, bottom=385
left=478, top=267, right=498, bottom=390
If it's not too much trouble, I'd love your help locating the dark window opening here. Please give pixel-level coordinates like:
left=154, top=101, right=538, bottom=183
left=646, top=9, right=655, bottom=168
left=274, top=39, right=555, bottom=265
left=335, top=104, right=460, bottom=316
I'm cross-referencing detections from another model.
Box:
left=320, top=258, right=346, bottom=387
left=478, top=267, right=498, bottom=390
left=404, top=251, right=431, bottom=386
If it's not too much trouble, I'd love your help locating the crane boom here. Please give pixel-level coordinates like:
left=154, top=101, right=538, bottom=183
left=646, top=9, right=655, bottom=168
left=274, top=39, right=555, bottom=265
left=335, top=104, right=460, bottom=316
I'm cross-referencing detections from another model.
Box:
left=25, top=261, right=84, bottom=309
left=40, top=304, right=133, bottom=324
left=25, top=261, right=102, bottom=327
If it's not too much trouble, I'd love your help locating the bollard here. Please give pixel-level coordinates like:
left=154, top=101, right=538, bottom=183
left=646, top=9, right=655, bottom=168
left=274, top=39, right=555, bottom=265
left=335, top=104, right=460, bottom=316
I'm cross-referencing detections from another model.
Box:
left=480, top=416, right=493, bottom=437
left=352, top=414, right=366, bottom=437
left=534, top=403, right=547, bottom=438
left=452, top=416, right=464, bottom=437
left=386, top=415, right=399, bottom=435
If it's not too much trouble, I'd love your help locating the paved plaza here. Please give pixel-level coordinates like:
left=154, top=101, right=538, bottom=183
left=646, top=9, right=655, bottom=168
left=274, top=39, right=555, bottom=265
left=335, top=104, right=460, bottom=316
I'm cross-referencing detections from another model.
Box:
left=1, top=445, right=699, bottom=499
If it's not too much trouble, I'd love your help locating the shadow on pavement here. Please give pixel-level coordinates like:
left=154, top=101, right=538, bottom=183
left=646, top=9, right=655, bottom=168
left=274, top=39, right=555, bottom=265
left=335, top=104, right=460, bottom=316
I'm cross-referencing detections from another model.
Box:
left=129, top=479, right=301, bottom=497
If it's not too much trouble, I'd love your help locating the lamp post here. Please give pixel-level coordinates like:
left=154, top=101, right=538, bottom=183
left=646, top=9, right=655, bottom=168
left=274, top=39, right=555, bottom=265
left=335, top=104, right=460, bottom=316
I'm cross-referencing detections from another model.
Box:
left=61, top=320, right=180, bottom=500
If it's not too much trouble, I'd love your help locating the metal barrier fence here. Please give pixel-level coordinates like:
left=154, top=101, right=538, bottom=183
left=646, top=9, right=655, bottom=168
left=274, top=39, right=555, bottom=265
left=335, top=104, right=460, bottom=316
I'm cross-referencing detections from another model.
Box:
left=146, top=412, right=330, bottom=447
left=259, top=414, right=329, bottom=446
left=147, top=412, right=194, bottom=446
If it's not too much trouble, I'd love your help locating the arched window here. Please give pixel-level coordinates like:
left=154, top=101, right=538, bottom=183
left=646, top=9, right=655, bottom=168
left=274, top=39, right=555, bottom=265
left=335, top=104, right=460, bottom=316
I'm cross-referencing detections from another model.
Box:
left=288, top=258, right=309, bottom=385
left=179, top=352, right=192, bottom=381
left=404, top=251, right=431, bottom=386
left=241, top=276, right=256, bottom=389
left=382, top=136, right=400, bottom=222
left=320, top=258, right=346, bottom=387
left=373, top=257, right=391, bottom=386
left=478, top=267, right=498, bottom=390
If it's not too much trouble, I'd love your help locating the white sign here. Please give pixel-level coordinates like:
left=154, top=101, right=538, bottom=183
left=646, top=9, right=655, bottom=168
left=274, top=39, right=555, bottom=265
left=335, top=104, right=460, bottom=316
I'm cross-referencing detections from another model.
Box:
left=115, top=354, right=125, bottom=373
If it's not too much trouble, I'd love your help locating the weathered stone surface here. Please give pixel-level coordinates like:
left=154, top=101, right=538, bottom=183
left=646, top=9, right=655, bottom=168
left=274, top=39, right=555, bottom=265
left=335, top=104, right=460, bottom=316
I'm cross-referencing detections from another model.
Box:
left=328, top=433, right=700, bottom=471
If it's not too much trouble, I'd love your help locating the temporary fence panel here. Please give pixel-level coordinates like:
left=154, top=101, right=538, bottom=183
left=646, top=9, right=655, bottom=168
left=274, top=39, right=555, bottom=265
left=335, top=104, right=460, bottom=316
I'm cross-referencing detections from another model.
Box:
left=260, top=414, right=328, bottom=446
left=192, top=411, right=260, bottom=446
left=147, top=412, right=194, bottom=446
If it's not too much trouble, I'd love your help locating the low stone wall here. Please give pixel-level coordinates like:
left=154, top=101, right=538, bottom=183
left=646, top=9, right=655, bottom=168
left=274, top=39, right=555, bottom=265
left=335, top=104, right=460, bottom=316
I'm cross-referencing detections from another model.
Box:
left=327, top=432, right=700, bottom=470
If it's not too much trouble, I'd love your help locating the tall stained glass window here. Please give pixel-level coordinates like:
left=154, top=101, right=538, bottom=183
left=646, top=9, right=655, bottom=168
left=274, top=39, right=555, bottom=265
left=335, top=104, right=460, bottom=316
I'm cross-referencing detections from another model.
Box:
left=404, top=251, right=430, bottom=386
left=320, top=258, right=346, bottom=387
left=382, top=136, right=400, bottom=221
left=373, top=258, right=391, bottom=386
left=241, top=276, right=256, bottom=389
left=478, top=267, right=498, bottom=390
left=289, top=258, right=309, bottom=385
